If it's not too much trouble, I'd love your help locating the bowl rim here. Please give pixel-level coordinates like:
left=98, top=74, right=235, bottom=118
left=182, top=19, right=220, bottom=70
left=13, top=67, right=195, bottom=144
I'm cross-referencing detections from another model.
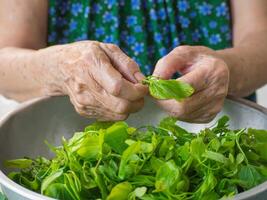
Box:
left=0, top=96, right=266, bottom=200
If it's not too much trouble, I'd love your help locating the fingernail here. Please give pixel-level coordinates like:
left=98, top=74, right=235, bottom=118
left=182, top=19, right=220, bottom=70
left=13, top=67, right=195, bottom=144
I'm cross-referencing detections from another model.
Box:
left=134, top=71, right=145, bottom=82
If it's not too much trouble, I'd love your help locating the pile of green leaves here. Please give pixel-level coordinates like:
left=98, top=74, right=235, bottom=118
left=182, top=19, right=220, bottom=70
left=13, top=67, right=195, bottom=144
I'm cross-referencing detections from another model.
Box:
left=5, top=116, right=267, bottom=200
left=142, top=76, right=194, bottom=101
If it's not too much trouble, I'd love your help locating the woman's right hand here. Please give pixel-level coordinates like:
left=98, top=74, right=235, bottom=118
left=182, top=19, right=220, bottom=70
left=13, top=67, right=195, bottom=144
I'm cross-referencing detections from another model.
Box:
left=35, top=41, right=148, bottom=121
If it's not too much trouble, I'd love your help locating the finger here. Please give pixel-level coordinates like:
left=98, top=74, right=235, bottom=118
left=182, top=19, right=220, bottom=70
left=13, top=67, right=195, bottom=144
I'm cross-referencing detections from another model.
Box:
left=177, top=56, right=218, bottom=92
left=72, top=79, right=146, bottom=113
left=66, top=76, right=146, bottom=114
left=100, top=43, right=145, bottom=83
left=153, top=45, right=213, bottom=79
left=156, top=89, right=225, bottom=121
left=86, top=44, right=147, bottom=100
left=177, top=69, right=208, bottom=93
left=175, top=98, right=224, bottom=123
left=187, top=99, right=224, bottom=121
left=68, top=91, right=128, bottom=121
left=72, top=87, right=145, bottom=115
left=119, top=79, right=148, bottom=101
left=84, top=106, right=128, bottom=121
left=153, top=46, right=199, bottom=79
left=155, top=86, right=216, bottom=116
left=93, top=89, right=145, bottom=114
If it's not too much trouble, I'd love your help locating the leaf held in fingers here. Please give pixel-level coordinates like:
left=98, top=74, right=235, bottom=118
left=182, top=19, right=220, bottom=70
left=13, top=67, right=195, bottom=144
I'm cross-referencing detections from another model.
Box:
left=143, top=76, right=194, bottom=101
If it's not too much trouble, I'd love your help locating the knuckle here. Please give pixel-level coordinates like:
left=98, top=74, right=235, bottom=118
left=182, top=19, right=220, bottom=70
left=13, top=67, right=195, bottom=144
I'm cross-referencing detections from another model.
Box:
left=76, top=94, right=94, bottom=106
left=109, top=78, right=123, bottom=96
left=115, top=100, right=131, bottom=114
left=156, top=57, right=166, bottom=67
left=117, top=53, right=138, bottom=69
left=174, top=45, right=191, bottom=53
left=76, top=94, right=86, bottom=105
left=168, top=103, right=186, bottom=117
left=176, top=102, right=188, bottom=115
left=77, top=106, right=99, bottom=118
left=75, top=101, right=86, bottom=110
left=90, top=41, right=100, bottom=47
left=123, top=56, right=139, bottom=69
left=168, top=111, right=179, bottom=118
left=74, top=106, right=86, bottom=116
left=106, top=43, right=120, bottom=51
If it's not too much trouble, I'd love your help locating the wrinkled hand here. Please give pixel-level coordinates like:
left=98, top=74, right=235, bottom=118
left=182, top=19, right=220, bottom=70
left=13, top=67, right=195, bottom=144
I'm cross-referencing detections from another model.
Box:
left=37, top=41, right=147, bottom=121
left=153, top=46, right=229, bottom=123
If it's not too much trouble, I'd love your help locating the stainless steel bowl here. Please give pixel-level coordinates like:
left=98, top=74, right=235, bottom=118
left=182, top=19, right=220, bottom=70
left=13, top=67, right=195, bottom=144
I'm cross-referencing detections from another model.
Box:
left=0, top=96, right=267, bottom=200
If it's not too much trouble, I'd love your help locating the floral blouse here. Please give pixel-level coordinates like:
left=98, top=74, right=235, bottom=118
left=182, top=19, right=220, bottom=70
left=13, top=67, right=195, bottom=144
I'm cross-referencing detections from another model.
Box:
left=48, top=0, right=232, bottom=76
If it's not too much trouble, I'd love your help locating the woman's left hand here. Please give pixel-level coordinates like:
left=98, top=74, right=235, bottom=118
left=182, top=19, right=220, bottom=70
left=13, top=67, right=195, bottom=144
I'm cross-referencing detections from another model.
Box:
left=153, top=46, right=229, bottom=123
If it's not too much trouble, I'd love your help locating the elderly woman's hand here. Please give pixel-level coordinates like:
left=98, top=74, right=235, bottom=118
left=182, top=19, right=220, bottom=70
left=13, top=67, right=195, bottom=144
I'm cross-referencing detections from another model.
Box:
left=36, top=41, right=147, bottom=121
left=153, top=46, right=229, bottom=123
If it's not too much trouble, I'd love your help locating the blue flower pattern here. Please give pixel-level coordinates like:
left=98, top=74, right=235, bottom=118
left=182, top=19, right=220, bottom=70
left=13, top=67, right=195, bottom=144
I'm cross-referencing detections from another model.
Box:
left=48, top=0, right=232, bottom=76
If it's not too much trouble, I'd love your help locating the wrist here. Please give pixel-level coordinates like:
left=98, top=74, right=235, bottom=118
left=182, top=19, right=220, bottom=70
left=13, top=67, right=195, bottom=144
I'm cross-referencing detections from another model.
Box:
left=33, top=47, right=66, bottom=97
left=216, top=49, right=246, bottom=97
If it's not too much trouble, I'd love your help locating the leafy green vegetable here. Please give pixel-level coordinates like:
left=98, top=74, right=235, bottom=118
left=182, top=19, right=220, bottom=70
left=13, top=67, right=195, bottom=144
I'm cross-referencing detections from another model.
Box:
left=154, top=160, right=180, bottom=192
left=5, top=116, right=267, bottom=200
left=142, top=76, right=194, bottom=101
left=107, top=182, right=132, bottom=200
left=4, top=159, right=32, bottom=169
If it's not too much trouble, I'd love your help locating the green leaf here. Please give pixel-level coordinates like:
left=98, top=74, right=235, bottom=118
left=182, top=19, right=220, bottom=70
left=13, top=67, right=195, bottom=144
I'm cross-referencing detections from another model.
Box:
left=236, top=153, right=245, bottom=165
left=4, top=159, right=32, bottom=169
left=44, top=183, right=74, bottom=200
left=213, top=116, right=229, bottom=130
left=195, top=171, right=217, bottom=197
left=91, top=167, right=108, bottom=199
left=41, top=169, right=63, bottom=194
left=105, top=122, right=129, bottom=154
left=203, top=150, right=229, bottom=164
left=76, top=130, right=104, bottom=160
left=155, top=160, right=180, bottom=192
left=118, top=141, right=141, bottom=180
left=143, top=76, right=194, bottom=101
left=248, top=128, right=267, bottom=143
left=209, top=138, right=221, bottom=151
left=190, top=137, right=205, bottom=160
left=107, top=182, right=132, bottom=200
left=130, top=187, right=147, bottom=199
left=129, top=175, right=155, bottom=187
left=238, top=165, right=263, bottom=189
left=84, top=121, right=114, bottom=132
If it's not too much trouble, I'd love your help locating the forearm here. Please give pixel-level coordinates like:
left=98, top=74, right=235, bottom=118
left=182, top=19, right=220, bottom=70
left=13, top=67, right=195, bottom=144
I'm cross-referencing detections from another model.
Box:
left=217, top=31, right=267, bottom=97
left=0, top=47, right=46, bottom=101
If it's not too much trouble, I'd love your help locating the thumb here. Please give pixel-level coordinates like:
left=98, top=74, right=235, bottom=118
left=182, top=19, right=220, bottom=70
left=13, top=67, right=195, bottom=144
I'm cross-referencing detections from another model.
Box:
left=153, top=46, right=199, bottom=79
